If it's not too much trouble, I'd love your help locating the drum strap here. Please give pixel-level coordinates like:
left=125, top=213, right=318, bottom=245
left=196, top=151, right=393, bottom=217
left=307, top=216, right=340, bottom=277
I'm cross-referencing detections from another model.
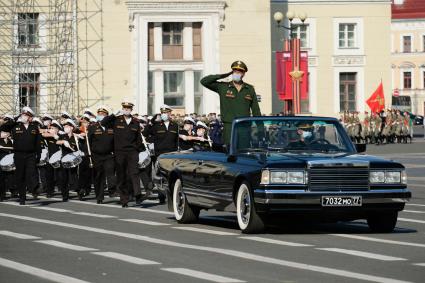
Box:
left=74, top=135, right=80, bottom=152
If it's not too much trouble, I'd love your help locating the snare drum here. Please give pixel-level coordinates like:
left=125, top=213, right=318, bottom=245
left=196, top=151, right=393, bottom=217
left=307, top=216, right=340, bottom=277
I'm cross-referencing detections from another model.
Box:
left=49, top=150, right=62, bottom=169
left=138, top=150, right=151, bottom=169
left=0, top=153, right=15, bottom=171
left=61, top=152, right=82, bottom=168
left=37, top=148, right=49, bottom=167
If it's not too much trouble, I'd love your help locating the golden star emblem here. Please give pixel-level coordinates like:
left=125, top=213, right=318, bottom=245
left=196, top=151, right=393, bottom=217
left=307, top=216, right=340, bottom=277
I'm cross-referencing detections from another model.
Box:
left=289, top=67, right=304, bottom=81
left=370, top=95, right=384, bottom=106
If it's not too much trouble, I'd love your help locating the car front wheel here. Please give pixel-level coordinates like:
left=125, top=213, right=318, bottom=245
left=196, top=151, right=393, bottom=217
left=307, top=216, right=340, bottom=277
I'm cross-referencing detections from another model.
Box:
left=172, top=179, right=199, bottom=223
left=367, top=211, right=398, bottom=233
left=236, top=181, right=264, bottom=234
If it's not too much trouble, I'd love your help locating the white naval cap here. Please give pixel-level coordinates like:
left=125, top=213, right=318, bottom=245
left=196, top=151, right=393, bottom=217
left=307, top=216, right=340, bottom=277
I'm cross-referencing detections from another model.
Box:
left=21, top=106, right=35, bottom=117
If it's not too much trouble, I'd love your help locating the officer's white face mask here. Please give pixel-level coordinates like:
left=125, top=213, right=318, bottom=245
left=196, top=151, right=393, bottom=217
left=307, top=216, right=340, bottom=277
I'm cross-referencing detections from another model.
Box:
left=232, top=73, right=242, bottom=82
left=122, top=109, right=132, bottom=116
left=64, top=126, right=73, bottom=134
left=302, top=131, right=312, bottom=139
left=21, top=114, right=30, bottom=124
left=161, top=113, right=169, bottom=122
left=43, top=120, right=51, bottom=127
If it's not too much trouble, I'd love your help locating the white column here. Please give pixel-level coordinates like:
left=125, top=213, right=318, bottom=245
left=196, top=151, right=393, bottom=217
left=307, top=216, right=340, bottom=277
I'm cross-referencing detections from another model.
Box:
left=183, top=22, right=193, bottom=61
left=184, top=70, right=195, bottom=113
left=153, top=22, right=162, bottom=61
left=153, top=70, right=164, bottom=113
left=136, top=17, right=148, bottom=114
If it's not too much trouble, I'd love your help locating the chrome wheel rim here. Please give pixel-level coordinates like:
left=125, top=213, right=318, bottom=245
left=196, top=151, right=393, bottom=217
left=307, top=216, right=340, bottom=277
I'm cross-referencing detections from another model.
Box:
left=239, top=187, right=251, bottom=225
left=176, top=185, right=185, bottom=216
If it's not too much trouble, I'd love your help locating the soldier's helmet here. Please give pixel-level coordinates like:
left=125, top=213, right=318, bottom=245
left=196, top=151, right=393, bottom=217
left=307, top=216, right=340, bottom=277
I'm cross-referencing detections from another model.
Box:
left=231, top=60, right=248, bottom=72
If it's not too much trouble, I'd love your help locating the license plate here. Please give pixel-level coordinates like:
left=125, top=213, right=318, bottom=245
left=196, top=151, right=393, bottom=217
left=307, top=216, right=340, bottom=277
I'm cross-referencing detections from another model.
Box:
left=321, top=196, right=362, bottom=207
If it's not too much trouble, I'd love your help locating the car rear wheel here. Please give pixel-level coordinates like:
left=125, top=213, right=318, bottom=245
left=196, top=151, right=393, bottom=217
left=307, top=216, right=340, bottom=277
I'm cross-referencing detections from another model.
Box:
left=236, top=182, right=264, bottom=234
left=173, top=179, right=199, bottom=223
left=367, top=211, right=398, bottom=233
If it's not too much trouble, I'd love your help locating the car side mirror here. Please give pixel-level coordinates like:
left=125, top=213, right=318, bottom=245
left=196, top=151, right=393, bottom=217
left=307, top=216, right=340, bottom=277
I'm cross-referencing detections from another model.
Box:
left=227, top=154, right=237, bottom=163
left=355, top=143, right=366, bottom=153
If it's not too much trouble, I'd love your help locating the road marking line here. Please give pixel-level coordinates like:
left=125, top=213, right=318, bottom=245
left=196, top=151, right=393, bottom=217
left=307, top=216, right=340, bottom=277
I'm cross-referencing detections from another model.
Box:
left=0, top=213, right=412, bottom=283
left=32, top=207, right=73, bottom=213
left=71, top=212, right=116, bottom=218
left=329, top=234, right=425, bottom=248
left=0, top=230, right=41, bottom=240
left=317, top=248, right=406, bottom=261
left=407, top=204, right=425, bottom=207
left=120, top=219, right=171, bottom=226
left=172, top=226, right=238, bottom=236
left=413, top=263, right=425, bottom=267
left=0, top=201, right=35, bottom=207
left=402, top=210, right=425, bottom=214
left=0, top=257, right=91, bottom=283
left=92, top=252, right=160, bottom=265
left=398, top=218, right=425, bottom=224
left=35, top=240, right=99, bottom=251
left=240, top=236, right=313, bottom=247
left=161, top=268, right=245, bottom=283
left=36, top=195, right=174, bottom=215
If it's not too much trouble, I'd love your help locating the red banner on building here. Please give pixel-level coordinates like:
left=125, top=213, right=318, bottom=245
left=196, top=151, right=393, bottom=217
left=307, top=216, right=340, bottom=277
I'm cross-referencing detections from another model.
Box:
left=275, top=50, right=309, bottom=102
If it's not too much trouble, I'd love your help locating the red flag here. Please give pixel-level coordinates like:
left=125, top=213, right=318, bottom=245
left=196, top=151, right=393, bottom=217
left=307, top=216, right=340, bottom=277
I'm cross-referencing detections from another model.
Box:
left=366, top=82, right=385, bottom=113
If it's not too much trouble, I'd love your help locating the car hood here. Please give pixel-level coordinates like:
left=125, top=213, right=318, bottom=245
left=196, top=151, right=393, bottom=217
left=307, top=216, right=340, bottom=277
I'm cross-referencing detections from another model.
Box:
left=264, top=152, right=403, bottom=169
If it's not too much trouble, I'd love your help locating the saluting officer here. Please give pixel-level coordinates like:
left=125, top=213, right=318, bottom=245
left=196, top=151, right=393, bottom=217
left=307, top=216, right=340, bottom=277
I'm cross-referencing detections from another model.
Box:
left=102, top=100, right=144, bottom=207
left=1, top=107, right=41, bottom=205
left=88, top=106, right=116, bottom=204
left=200, top=61, right=261, bottom=145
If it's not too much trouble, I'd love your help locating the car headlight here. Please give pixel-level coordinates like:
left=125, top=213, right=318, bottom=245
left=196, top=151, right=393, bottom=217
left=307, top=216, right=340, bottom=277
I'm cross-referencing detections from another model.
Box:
left=369, top=170, right=405, bottom=184
left=261, top=170, right=305, bottom=184
left=385, top=171, right=401, bottom=183
left=370, top=171, right=385, bottom=183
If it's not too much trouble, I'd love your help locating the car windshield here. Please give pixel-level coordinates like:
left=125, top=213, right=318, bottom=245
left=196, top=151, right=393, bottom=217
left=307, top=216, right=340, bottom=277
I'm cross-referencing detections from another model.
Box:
left=233, top=118, right=352, bottom=154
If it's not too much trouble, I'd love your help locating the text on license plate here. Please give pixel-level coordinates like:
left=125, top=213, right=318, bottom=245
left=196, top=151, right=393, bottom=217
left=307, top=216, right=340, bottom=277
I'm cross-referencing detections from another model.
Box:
left=321, top=196, right=362, bottom=207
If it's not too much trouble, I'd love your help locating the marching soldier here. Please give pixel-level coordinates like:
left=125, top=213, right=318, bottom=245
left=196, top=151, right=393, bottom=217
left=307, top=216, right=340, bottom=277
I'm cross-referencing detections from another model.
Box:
left=361, top=111, right=370, bottom=143
left=200, top=60, right=261, bottom=145
left=0, top=124, right=14, bottom=201
left=88, top=106, right=116, bottom=204
left=370, top=112, right=382, bottom=144
left=102, top=100, right=144, bottom=207
left=1, top=107, right=41, bottom=205
left=143, top=104, right=179, bottom=203
left=76, top=114, right=93, bottom=200
left=41, top=120, right=63, bottom=198
left=56, top=119, right=79, bottom=202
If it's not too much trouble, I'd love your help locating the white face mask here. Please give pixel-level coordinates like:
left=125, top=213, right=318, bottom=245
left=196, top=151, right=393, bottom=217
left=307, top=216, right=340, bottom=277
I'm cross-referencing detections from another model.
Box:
left=21, top=115, right=29, bottom=124
left=302, top=131, right=312, bottom=139
left=43, top=120, right=51, bottom=127
left=64, top=126, right=73, bottom=134
left=122, top=109, right=132, bottom=116
left=232, top=73, right=242, bottom=82
left=96, top=115, right=105, bottom=122
left=161, top=113, right=169, bottom=122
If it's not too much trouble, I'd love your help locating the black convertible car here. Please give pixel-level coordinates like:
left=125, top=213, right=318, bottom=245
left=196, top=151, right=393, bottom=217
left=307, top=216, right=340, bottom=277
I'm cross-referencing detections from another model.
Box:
left=157, top=116, right=411, bottom=233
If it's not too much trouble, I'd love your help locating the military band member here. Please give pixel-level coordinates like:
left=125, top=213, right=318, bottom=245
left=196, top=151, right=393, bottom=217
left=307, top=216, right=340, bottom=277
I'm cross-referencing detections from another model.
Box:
left=88, top=106, right=116, bottom=204
left=179, top=117, right=196, bottom=150
left=0, top=127, right=14, bottom=201
left=77, top=114, right=93, bottom=200
left=1, top=107, right=41, bottom=205
left=102, top=100, right=144, bottom=207
left=41, top=120, right=62, bottom=198
left=200, top=60, right=261, bottom=145
left=56, top=119, right=79, bottom=202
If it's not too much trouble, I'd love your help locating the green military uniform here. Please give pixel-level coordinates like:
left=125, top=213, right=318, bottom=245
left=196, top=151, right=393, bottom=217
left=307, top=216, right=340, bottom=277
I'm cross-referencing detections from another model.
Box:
left=200, top=61, right=261, bottom=145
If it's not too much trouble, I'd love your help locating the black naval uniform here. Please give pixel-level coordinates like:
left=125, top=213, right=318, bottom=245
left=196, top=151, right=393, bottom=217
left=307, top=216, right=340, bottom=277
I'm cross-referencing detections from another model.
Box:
left=88, top=122, right=116, bottom=202
left=0, top=136, right=15, bottom=201
left=57, top=133, right=79, bottom=201
left=44, top=134, right=61, bottom=197
left=102, top=114, right=143, bottom=206
left=2, top=121, right=41, bottom=203
left=77, top=131, right=92, bottom=198
left=179, top=129, right=194, bottom=150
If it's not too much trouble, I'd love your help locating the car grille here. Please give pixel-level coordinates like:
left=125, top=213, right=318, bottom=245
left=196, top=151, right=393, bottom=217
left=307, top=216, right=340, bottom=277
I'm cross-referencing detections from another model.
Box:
left=308, top=167, right=369, bottom=191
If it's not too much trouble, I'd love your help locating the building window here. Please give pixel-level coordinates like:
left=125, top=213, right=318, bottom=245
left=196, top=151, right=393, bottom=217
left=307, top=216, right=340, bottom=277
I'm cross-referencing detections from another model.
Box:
left=403, top=71, right=412, bottom=89
left=162, top=23, right=183, bottom=45
left=148, top=71, right=154, bottom=115
left=291, top=25, right=308, bottom=48
left=403, top=36, right=411, bottom=53
left=164, top=71, right=184, bottom=107
left=148, top=23, right=154, bottom=61
left=162, top=22, right=183, bottom=60
left=18, top=13, right=39, bottom=47
left=193, top=22, right=203, bottom=60
left=194, top=71, right=203, bottom=114
left=339, top=73, right=356, bottom=112
left=338, top=24, right=356, bottom=48
left=19, top=73, right=40, bottom=112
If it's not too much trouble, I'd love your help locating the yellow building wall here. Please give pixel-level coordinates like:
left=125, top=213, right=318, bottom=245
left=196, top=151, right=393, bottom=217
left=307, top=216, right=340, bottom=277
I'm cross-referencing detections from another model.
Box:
left=219, top=0, right=272, bottom=114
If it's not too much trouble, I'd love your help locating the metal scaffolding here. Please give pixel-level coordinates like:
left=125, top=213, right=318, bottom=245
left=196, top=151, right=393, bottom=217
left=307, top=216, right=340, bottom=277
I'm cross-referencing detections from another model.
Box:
left=0, top=0, right=104, bottom=116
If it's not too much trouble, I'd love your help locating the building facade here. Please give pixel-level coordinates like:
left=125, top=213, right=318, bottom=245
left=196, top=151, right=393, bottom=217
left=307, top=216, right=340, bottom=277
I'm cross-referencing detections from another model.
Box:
left=270, top=0, right=392, bottom=116
left=391, top=0, right=425, bottom=115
